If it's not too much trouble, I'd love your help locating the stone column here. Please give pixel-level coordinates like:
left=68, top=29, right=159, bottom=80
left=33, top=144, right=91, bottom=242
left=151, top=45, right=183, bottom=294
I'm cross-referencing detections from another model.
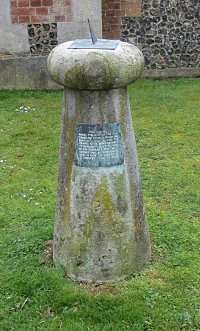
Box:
left=48, top=40, right=151, bottom=284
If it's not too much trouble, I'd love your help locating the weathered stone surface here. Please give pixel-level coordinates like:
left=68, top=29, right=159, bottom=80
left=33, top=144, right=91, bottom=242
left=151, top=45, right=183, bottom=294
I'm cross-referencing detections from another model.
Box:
left=0, top=56, right=61, bottom=90
left=53, top=88, right=151, bottom=283
left=48, top=41, right=150, bottom=283
left=47, top=41, right=144, bottom=90
left=0, top=0, right=29, bottom=54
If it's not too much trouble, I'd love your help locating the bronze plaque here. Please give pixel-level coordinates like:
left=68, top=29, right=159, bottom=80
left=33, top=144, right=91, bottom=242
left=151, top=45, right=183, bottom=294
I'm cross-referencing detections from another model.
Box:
left=75, top=123, right=124, bottom=167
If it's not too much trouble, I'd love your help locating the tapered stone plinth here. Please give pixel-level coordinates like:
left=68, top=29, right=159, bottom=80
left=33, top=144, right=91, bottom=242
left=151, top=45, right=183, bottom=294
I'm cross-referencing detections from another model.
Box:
left=48, top=40, right=151, bottom=283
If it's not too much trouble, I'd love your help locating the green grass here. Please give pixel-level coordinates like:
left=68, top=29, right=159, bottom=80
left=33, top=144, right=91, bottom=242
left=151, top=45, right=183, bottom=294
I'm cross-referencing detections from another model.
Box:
left=0, top=78, right=200, bottom=331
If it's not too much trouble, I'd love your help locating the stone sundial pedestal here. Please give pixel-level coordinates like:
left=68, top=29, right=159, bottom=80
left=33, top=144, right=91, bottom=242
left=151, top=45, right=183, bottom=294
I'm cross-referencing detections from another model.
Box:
left=48, top=33, right=151, bottom=283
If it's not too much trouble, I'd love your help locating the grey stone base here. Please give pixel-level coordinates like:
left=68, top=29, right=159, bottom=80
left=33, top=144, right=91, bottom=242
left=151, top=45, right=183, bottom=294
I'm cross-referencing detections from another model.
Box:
left=0, top=55, right=199, bottom=90
left=0, top=55, right=60, bottom=90
left=142, top=67, right=200, bottom=79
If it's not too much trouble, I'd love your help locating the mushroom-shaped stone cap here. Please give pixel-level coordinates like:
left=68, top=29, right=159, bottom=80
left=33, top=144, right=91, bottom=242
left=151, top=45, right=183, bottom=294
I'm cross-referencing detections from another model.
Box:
left=47, top=40, right=144, bottom=90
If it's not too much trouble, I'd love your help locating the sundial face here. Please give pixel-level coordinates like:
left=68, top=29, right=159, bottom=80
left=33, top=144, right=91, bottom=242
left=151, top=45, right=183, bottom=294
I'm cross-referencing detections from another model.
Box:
left=68, top=19, right=120, bottom=50
left=68, top=39, right=120, bottom=50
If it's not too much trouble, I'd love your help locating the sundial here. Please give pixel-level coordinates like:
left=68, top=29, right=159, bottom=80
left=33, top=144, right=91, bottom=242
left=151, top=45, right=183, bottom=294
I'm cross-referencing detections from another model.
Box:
left=68, top=19, right=120, bottom=50
left=48, top=22, right=151, bottom=284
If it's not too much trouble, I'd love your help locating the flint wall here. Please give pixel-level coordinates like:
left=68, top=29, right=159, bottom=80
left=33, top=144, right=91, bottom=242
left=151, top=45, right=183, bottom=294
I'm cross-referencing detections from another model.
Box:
left=102, top=0, right=200, bottom=71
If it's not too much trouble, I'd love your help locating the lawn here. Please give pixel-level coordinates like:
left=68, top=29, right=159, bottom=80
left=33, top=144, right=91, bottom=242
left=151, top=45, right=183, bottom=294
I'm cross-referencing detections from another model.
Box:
left=0, top=78, right=200, bottom=331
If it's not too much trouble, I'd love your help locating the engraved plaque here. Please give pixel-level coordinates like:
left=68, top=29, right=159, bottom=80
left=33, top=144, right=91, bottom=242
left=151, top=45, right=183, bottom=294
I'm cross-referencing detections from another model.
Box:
left=75, top=123, right=124, bottom=167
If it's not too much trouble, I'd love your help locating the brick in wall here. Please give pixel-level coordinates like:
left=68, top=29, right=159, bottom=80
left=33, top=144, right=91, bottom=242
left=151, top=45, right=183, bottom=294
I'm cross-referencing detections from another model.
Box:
left=10, top=0, right=72, bottom=24
left=102, top=0, right=142, bottom=39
